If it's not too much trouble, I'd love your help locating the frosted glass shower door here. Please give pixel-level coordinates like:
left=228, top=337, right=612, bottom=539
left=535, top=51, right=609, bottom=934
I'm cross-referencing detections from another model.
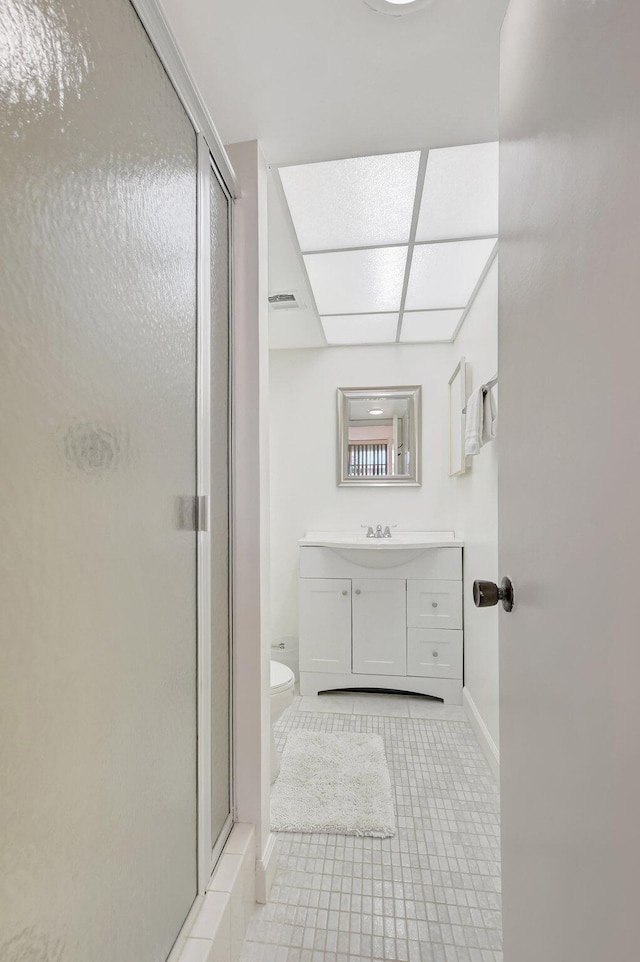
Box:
left=0, top=1, right=199, bottom=960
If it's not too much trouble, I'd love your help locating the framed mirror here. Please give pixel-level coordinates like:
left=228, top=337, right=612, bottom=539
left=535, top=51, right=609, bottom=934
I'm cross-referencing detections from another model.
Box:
left=337, top=386, right=422, bottom=486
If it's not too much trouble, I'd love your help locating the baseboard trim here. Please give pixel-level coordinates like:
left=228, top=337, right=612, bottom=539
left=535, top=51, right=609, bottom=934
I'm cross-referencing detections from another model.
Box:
left=463, top=687, right=500, bottom=785
left=255, top=832, right=278, bottom=904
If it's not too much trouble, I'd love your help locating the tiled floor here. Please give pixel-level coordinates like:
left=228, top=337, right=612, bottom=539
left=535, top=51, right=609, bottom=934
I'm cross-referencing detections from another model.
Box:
left=241, top=691, right=501, bottom=962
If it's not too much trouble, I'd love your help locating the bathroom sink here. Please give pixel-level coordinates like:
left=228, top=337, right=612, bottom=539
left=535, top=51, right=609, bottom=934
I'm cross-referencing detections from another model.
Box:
left=299, top=530, right=461, bottom=548
left=298, top=531, right=463, bottom=568
left=329, top=547, right=433, bottom=568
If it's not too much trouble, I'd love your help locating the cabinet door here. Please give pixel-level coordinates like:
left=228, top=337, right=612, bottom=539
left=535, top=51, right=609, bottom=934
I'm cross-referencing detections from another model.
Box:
left=352, top=579, right=406, bottom=675
left=407, top=628, right=463, bottom=679
left=407, top=580, right=463, bottom=629
left=299, top=579, right=352, bottom=673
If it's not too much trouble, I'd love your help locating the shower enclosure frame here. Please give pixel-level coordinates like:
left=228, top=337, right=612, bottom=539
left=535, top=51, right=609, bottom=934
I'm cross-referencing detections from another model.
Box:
left=130, top=0, right=238, bottom=906
left=197, top=136, right=236, bottom=885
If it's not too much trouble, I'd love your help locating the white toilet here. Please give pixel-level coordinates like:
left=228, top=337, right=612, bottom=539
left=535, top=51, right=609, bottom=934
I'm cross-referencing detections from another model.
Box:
left=270, top=660, right=295, bottom=783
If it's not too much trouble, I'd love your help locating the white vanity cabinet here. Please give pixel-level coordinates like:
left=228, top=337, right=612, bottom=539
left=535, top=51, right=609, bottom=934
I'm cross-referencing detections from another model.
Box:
left=298, top=538, right=464, bottom=704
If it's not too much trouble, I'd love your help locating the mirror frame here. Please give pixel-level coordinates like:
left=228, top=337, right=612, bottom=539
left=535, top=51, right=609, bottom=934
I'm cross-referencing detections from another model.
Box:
left=337, top=386, right=422, bottom=487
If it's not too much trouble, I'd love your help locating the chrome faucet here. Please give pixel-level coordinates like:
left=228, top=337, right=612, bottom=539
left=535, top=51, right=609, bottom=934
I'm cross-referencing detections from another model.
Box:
left=362, top=524, right=395, bottom=539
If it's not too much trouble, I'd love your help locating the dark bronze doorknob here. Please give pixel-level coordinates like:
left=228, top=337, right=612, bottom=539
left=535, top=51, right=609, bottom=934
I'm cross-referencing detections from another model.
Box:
left=473, top=577, right=514, bottom=612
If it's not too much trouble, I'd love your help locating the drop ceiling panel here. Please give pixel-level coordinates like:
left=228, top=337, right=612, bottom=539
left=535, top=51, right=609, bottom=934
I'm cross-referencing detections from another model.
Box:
left=321, top=313, right=399, bottom=345
left=400, top=309, right=464, bottom=343
left=304, top=246, right=407, bottom=315
left=279, top=152, right=420, bottom=251
left=405, top=239, right=495, bottom=310
left=416, top=142, right=499, bottom=241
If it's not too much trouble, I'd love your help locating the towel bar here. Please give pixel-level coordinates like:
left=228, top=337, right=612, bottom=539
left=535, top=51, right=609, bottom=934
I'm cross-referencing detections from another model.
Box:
left=462, top=375, right=498, bottom=415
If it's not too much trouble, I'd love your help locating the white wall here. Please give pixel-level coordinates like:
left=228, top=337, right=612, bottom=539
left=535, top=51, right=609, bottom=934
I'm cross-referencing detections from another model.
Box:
left=269, top=343, right=456, bottom=642
left=269, top=267, right=500, bottom=773
left=227, top=141, right=272, bottom=896
left=452, top=259, right=500, bottom=770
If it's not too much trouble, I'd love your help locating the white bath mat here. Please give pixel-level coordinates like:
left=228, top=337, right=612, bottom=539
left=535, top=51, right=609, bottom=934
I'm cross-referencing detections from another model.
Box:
left=271, top=731, right=396, bottom=837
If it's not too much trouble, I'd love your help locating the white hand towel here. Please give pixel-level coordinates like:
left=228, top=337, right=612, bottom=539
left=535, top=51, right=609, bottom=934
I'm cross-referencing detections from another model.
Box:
left=481, top=385, right=497, bottom=444
left=464, top=387, right=484, bottom=456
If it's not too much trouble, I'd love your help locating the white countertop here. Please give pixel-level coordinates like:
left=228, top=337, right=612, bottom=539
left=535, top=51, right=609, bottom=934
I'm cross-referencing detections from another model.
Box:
left=298, top=531, right=463, bottom=549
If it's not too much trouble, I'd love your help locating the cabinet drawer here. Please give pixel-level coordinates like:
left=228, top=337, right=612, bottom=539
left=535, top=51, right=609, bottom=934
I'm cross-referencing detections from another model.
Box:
left=407, top=628, right=463, bottom=679
left=407, top=580, right=462, bottom=630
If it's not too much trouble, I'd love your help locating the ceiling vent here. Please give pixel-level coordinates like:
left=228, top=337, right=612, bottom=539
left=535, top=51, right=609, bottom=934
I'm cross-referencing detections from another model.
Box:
left=268, top=291, right=305, bottom=311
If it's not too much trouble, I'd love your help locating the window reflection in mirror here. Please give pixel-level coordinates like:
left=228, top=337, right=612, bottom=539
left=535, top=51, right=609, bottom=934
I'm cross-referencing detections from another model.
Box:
left=337, top=387, right=421, bottom=487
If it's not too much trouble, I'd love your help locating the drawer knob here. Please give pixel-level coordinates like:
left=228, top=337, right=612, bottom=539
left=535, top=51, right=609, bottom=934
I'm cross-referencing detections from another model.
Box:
left=355, top=589, right=361, bottom=595
left=432, top=602, right=438, bottom=608
left=432, top=651, right=439, bottom=658
left=342, top=590, right=348, bottom=596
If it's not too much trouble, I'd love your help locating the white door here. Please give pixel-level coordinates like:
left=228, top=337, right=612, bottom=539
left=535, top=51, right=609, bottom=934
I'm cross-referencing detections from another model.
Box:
left=299, top=579, right=352, bottom=673
left=352, top=579, right=406, bottom=675
left=498, top=2, right=640, bottom=959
